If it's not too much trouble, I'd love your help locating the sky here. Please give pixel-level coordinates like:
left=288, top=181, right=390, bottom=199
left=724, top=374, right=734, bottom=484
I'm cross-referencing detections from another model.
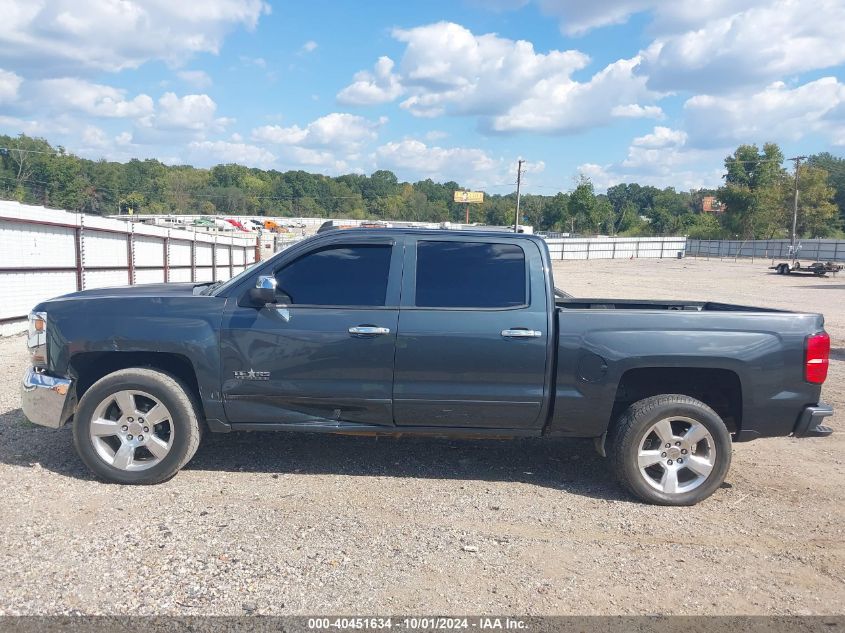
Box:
left=1, top=0, right=844, bottom=194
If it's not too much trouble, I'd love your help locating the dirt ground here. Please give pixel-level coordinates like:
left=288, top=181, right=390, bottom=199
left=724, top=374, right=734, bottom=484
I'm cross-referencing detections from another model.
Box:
left=0, top=256, right=842, bottom=616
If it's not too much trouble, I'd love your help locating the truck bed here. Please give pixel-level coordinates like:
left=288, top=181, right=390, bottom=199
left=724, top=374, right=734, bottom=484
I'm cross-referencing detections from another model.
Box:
left=556, top=298, right=786, bottom=313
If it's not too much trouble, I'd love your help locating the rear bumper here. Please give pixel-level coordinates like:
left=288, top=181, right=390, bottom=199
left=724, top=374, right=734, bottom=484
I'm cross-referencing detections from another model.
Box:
left=21, top=367, right=74, bottom=429
left=793, top=403, right=834, bottom=438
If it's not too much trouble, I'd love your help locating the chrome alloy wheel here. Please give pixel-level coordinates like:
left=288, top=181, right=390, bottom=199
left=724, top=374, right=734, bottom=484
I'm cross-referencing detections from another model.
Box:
left=88, top=390, right=175, bottom=471
left=637, top=416, right=716, bottom=494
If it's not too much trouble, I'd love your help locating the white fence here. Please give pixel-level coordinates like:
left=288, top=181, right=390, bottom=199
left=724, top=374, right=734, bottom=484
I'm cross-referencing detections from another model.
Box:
left=687, top=238, right=845, bottom=262
left=544, top=236, right=687, bottom=260
left=0, top=201, right=258, bottom=335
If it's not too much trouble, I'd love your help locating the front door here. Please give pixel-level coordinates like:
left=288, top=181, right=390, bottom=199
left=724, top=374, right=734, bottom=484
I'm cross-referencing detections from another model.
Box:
left=393, top=237, right=551, bottom=429
left=221, top=237, right=403, bottom=426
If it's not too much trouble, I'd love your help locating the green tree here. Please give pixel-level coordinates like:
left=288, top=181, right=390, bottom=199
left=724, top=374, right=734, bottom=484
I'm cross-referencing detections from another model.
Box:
left=568, top=175, right=599, bottom=234
left=718, top=143, right=788, bottom=238
left=808, top=152, right=845, bottom=229
left=795, top=164, right=840, bottom=237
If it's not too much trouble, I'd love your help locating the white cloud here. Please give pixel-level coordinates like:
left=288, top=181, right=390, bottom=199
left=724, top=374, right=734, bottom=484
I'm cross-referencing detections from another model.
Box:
left=0, top=114, right=73, bottom=137
left=301, top=40, right=318, bottom=53
left=610, top=104, right=663, bottom=119
left=115, top=132, right=133, bottom=146
left=154, top=92, right=229, bottom=133
left=534, top=0, right=757, bottom=36
left=529, top=1, right=845, bottom=94
left=337, top=56, right=404, bottom=106
left=630, top=126, right=687, bottom=149
left=0, top=0, right=271, bottom=74
left=578, top=126, right=724, bottom=191
left=80, top=124, right=109, bottom=148
left=374, top=139, right=541, bottom=188
left=187, top=140, right=276, bottom=168
left=489, top=55, right=660, bottom=134
left=683, top=77, right=845, bottom=147
left=0, top=68, right=22, bottom=103
left=536, top=0, right=654, bottom=35
left=339, top=22, right=660, bottom=134
left=286, top=147, right=349, bottom=172
left=36, top=78, right=154, bottom=118
left=252, top=113, right=385, bottom=150
left=642, top=0, right=845, bottom=93
left=176, top=70, right=212, bottom=89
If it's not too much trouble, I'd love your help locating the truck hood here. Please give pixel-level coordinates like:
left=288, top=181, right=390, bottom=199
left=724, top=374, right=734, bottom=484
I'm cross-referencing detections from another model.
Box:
left=56, top=282, right=206, bottom=300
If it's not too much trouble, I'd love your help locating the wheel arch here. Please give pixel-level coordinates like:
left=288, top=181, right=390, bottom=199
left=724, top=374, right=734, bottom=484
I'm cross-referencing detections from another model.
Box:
left=610, top=367, right=742, bottom=435
left=70, top=351, right=204, bottom=420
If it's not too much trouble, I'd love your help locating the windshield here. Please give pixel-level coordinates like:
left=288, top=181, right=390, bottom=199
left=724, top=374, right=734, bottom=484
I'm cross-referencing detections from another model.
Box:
left=205, top=258, right=267, bottom=296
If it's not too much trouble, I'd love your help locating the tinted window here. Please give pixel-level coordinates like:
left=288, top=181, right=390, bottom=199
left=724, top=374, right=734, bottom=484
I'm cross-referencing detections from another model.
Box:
left=275, top=244, right=391, bottom=306
left=415, top=241, right=526, bottom=308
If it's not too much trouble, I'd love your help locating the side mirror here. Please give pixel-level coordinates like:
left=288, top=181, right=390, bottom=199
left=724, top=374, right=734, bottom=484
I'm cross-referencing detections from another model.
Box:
left=249, top=275, right=277, bottom=306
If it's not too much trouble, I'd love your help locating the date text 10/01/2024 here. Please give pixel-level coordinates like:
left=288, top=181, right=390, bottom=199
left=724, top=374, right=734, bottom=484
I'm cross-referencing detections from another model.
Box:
left=307, top=618, right=529, bottom=630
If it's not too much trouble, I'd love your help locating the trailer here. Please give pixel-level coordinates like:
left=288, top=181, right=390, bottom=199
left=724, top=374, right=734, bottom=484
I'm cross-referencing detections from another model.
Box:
left=770, top=260, right=843, bottom=276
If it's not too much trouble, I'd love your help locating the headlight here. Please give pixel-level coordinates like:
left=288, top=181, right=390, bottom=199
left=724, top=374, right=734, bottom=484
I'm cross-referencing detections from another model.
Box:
left=27, top=311, right=48, bottom=367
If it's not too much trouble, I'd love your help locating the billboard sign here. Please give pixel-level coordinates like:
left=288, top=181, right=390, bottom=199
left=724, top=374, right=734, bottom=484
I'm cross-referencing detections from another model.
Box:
left=454, top=191, right=484, bottom=204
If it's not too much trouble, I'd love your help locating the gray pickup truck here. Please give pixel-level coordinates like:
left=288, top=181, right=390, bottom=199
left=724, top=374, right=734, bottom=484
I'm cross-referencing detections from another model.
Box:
left=22, top=229, right=833, bottom=504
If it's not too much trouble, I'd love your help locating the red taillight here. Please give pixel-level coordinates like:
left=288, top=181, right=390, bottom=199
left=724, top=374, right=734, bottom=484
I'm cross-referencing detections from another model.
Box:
left=805, top=332, right=830, bottom=384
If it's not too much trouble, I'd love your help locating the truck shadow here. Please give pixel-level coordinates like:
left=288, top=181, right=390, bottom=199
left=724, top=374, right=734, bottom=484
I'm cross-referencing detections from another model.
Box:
left=0, top=407, right=628, bottom=502
left=188, top=431, right=626, bottom=500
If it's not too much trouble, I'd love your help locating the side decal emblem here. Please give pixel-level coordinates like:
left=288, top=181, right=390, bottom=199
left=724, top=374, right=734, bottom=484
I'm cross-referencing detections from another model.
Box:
left=234, top=369, right=270, bottom=381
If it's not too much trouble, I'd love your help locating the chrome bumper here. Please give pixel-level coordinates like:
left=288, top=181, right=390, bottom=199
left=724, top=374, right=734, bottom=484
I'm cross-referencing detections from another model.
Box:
left=21, top=367, right=74, bottom=429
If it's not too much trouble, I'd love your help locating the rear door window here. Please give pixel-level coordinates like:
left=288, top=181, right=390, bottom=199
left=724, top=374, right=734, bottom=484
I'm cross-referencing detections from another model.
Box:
left=415, top=241, right=526, bottom=308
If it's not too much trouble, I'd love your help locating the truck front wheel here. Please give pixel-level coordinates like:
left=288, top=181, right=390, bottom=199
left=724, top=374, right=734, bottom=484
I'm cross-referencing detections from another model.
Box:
left=73, top=368, right=202, bottom=484
left=608, top=395, right=732, bottom=505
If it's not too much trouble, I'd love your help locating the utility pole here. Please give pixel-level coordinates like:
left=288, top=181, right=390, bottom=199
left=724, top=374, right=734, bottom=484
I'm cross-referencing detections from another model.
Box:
left=788, top=155, right=807, bottom=262
left=514, top=159, right=525, bottom=233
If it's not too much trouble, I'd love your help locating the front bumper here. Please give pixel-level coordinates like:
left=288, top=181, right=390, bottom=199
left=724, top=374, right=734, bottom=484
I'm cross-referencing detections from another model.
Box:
left=21, top=367, right=74, bottom=429
left=793, top=403, right=834, bottom=438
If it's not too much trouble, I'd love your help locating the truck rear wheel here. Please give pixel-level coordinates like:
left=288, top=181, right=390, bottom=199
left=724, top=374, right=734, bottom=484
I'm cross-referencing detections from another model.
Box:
left=608, top=395, right=732, bottom=505
left=73, top=368, right=202, bottom=484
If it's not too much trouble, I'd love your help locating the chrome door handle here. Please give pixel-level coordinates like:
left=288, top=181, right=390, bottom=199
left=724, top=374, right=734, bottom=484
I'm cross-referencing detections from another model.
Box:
left=501, top=329, right=542, bottom=338
left=348, top=326, right=391, bottom=336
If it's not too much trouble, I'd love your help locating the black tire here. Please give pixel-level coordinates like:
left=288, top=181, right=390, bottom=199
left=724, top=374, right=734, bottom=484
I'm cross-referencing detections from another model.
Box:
left=607, top=394, right=732, bottom=506
left=73, top=368, right=202, bottom=484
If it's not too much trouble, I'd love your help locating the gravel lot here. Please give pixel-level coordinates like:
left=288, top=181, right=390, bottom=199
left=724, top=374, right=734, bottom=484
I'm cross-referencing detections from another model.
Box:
left=0, top=257, right=842, bottom=616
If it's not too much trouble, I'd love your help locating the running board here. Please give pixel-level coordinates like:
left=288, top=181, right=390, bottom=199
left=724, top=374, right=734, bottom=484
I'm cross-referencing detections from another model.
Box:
left=228, top=421, right=541, bottom=439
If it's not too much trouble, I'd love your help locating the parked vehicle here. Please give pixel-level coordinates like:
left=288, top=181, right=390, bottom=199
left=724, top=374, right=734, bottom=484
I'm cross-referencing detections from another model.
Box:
left=22, top=229, right=833, bottom=504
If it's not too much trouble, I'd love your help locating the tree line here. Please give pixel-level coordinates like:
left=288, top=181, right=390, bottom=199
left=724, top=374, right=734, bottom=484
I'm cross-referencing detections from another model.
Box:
left=1, top=134, right=843, bottom=238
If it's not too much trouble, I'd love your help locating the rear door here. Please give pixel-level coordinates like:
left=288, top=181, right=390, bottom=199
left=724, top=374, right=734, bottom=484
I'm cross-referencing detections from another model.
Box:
left=220, top=235, right=403, bottom=426
left=393, top=236, right=551, bottom=429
